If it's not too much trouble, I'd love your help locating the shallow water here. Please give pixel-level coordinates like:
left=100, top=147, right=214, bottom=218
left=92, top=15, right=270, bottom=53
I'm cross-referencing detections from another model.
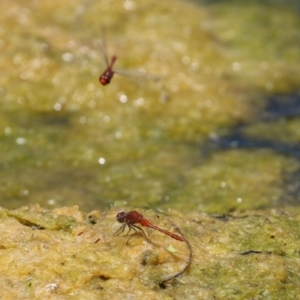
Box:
left=1, top=0, right=300, bottom=213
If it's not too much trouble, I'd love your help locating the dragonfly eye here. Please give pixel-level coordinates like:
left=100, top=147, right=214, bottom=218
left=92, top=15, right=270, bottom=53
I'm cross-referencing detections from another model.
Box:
left=99, top=75, right=109, bottom=85
left=116, top=212, right=126, bottom=223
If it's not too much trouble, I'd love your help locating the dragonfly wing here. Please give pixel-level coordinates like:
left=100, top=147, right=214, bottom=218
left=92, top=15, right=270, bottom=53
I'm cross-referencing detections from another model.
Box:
left=99, top=40, right=109, bottom=67
left=114, top=68, right=162, bottom=82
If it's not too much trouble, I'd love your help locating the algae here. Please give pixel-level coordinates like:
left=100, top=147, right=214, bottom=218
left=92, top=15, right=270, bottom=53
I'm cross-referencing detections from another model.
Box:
left=0, top=205, right=300, bottom=299
left=6, top=204, right=80, bottom=230
left=1, top=0, right=300, bottom=213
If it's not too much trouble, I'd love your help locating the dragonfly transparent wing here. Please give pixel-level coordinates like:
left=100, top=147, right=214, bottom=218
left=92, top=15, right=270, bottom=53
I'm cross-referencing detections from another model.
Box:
left=114, top=68, right=162, bottom=82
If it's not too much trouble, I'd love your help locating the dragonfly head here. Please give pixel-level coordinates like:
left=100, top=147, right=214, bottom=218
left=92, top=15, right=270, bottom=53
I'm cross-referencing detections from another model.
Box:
left=99, top=74, right=111, bottom=85
left=116, top=211, right=126, bottom=223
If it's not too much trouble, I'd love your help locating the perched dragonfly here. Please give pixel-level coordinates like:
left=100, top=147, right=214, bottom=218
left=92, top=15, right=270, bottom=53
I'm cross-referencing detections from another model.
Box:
left=113, top=210, right=185, bottom=242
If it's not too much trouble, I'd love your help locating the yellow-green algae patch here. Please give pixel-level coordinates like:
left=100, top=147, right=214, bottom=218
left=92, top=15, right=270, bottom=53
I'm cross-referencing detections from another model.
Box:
left=0, top=205, right=300, bottom=299
left=158, top=149, right=300, bottom=213
left=6, top=204, right=79, bottom=230
left=243, top=118, right=300, bottom=146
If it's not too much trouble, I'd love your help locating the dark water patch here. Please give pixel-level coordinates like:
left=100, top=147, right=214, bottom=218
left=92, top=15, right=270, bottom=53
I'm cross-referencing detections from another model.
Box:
left=204, top=131, right=300, bottom=158
left=202, top=92, right=300, bottom=158
left=261, top=93, right=300, bottom=121
left=195, top=0, right=300, bottom=11
left=282, top=169, right=300, bottom=206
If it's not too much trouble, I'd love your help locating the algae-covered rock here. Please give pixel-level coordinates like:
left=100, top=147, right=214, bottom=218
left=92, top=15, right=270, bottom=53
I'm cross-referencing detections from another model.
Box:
left=0, top=205, right=300, bottom=299
left=6, top=204, right=80, bottom=230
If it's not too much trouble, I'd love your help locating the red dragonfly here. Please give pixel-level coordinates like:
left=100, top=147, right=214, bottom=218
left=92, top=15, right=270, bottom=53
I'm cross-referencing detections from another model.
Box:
left=113, top=210, right=185, bottom=242
left=98, top=34, right=161, bottom=86
left=99, top=54, right=117, bottom=85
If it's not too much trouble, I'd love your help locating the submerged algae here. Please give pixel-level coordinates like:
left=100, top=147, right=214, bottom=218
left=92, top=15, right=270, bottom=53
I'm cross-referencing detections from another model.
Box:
left=1, top=0, right=300, bottom=214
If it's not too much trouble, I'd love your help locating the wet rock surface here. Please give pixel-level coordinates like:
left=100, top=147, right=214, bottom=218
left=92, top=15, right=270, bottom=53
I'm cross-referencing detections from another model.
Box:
left=0, top=205, right=300, bottom=299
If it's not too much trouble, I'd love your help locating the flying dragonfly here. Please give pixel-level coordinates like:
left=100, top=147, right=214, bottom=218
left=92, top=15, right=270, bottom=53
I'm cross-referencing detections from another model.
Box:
left=99, top=54, right=117, bottom=85
left=98, top=34, right=162, bottom=86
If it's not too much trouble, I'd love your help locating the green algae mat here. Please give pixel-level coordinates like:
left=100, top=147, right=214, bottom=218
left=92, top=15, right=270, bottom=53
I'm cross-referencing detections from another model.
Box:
left=1, top=0, right=300, bottom=213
